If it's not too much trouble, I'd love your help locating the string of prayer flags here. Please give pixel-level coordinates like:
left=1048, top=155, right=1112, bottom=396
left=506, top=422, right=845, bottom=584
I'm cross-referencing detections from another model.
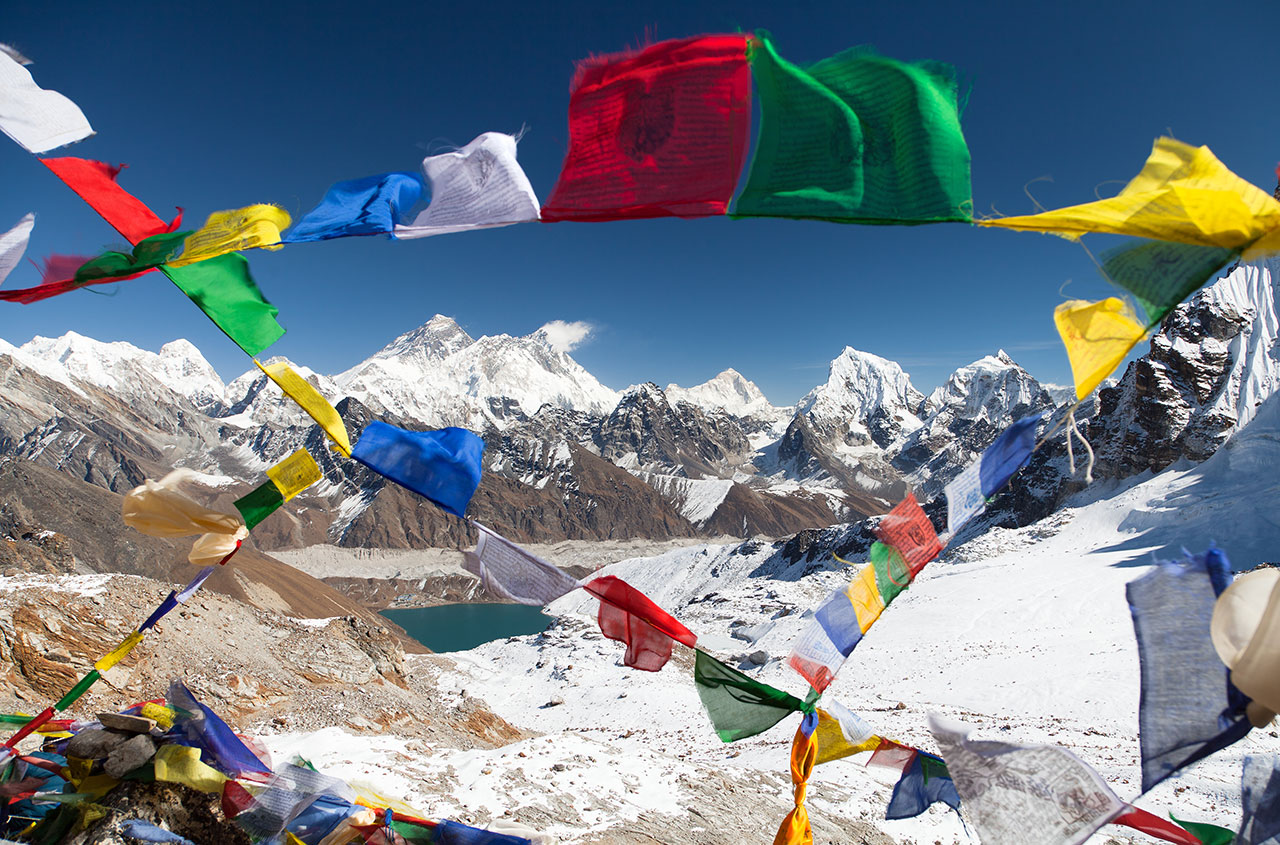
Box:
left=1128, top=547, right=1251, bottom=792
left=582, top=575, right=697, bottom=671
left=138, top=565, right=216, bottom=632
left=394, top=132, right=541, bottom=239
left=283, top=172, right=425, bottom=242
left=1240, top=755, right=1280, bottom=845
left=42, top=158, right=181, bottom=246
left=463, top=522, right=579, bottom=605
left=945, top=413, right=1044, bottom=533
left=0, top=229, right=188, bottom=304
left=167, top=680, right=271, bottom=777
left=0, top=49, right=93, bottom=153
left=234, top=448, right=323, bottom=531
left=772, top=712, right=818, bottom=845
left=161, top=253, right=284, bottom=357
left=1054, top=297, right=1147, bottom=400
left=0, top=213, right=35, bottom=286
left=167, top=204, right=291, bottom=267
left=874, top=493, right=943, bottom=572
left=1100, top=239, right=1239, bottom=328
left=885, top=751, right=961, bottom=821
left=1110, top=807, right=1203, bottom=845
left=732, top=32, right=973, bottom=225
left=540, top=34, right=752, bottom=222
left=350, top=421, right=485, bottom=519
left=1212, top=567, right=1280, bottom=721
left=122, top=469, right=249, bottom=566
left=929, top=714, right=1125, bottom=845
left=255, top=360, right=352, bottom=456
left=693, top=648, right=815, bottom=742
left=981, top=138, right=1280, bottom=262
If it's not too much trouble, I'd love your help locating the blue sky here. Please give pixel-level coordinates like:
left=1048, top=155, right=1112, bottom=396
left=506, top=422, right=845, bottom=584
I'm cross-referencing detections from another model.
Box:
left=2, top=0, right=1278, bottom=404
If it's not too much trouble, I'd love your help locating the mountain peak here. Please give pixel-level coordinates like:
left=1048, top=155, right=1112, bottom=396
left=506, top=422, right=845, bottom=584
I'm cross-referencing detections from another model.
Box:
left=374, top=315, right=474, bottom=360
left=804, top=346, right=924, bottom=419
left=665, top=369, right=778, bottom=419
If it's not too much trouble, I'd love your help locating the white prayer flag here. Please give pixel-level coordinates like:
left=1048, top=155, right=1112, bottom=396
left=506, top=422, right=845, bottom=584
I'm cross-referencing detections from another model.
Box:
left=929, top=714, right=1124, bottom=845
left=0, top=51, right=93, bottom=153
left=944, top=459, right=985, bottom=534
left=464, top=522, right=579, bottom=606
left=394, top=132, right=540, bottom=239
left=0, top=213, right=35, bottom=286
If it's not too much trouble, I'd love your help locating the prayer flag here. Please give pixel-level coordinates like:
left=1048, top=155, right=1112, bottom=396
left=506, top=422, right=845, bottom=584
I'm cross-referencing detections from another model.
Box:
left=1170, top=814, right=1238, bottom=845
left=1128, top=549, right=1250, bottom=791
left=394, top=132, right=541, bottom=238
left=94, top=631, right=144, bottom=672
left=1111, top=807, right=1204, bottom=845
left=0, top=213, right=34, bottom=286
left=434, top=820, right=533, bottom=844
left=867, top=737, right=917, bottom=776
left=979, top=413, right=1043, bottom=498
left=1213, top=567, right=1280, bottom=718
left=264, top=448, right=323, bottom=501
left=772, top=713, right=818, bottom=845
left=929, top=714, right=1125, bottom=845
left=1055, top=298, right=1147, bottom=400
left=161, top=253, right=285, bottom=357
left=235, top=482, right=282, bottom=531
left=874, top=494, right=942, bottom=575
left=583, top=575, right=697, bottom=671
left=168, top=680, right=270, bottom=777
left=283, top=172, right=425, bottom=242
left=1240, top=755, right=1280, bottom=845
left=0, top=229, right=187, bottom=303
left=463, top=523, right=579, bottom=606
left=153, top=745, right=227, bottom=795
left=694, top=648, right=811, bottom=742
left=0, top=50, right=93, bottom=153
left=980, top=138, right=1280, bottom=262
left=885, top=751, right=961, bottom=821
left=1101, top=239, right=1238, bottom=327
left=168, top=204, right=291, bottom=267
left=540, top=34, right=751, bottom=222
left=122, top=469, right=249, bottom=566
left=732, top=33, right=972, bottom=225
left=944, top=460, right=984, bottom=535
left=256, top=360, right=352, bottom=456
left=813, top=702, right=879, bottom=766
left=236, top=763, right=356, bottom=840
left=350, top=421, right=485, bottom=518
left=42, top=158, right=179, bottom=246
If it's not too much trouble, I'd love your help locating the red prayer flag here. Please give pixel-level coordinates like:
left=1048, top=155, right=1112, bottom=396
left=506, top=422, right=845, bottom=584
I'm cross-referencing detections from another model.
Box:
left=1111, top=806, right=1203, bottom=845
left=874, top=493, right=943, bottom=576
left=583, top=575, right=697, bottom=671
left=867, top=738, right=918, bottom=775
left=42, top=158, right=180, bottom=245
left=0, top=253, right=156, bottom=304
left=540, top=34, right=751, bottom=222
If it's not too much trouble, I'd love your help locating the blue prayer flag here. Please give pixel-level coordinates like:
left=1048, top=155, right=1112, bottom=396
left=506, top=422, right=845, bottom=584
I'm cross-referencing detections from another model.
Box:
left=436, top=820, right=532, bottom=844
left=1240, top=755, right=1280, bottom=845
left=885, top=751, right=961, bottom=820
left=814, top=591, right=863, bottom=656
left=351, top=421, right=485, bottom=518
left=978, top=413, right=1042, bottom=498
left=283, top=172, right=426, bottom=242
left=168, top=680, right=271, bottom=777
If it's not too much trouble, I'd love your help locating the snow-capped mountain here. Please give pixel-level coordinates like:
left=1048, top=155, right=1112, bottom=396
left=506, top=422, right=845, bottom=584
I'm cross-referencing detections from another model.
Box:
left=665, top=368, right=787, bottom=423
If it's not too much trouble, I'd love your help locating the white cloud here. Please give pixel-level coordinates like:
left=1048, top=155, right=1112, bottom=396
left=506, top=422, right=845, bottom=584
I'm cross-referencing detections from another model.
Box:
left=537, top=320, right=593, bottom=353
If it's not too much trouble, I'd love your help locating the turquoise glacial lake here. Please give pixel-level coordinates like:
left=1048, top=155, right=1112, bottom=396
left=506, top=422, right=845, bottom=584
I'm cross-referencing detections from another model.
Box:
left=382, top=603, right=552, bottom=652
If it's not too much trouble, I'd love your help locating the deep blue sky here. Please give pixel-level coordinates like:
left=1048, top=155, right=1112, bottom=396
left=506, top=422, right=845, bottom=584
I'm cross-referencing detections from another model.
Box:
left=2, top=1, right=1278, bottom=403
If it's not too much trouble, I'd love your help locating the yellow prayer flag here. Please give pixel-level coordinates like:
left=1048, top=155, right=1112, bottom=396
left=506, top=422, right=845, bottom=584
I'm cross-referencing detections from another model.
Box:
left=813, top=710, right=881, bottom=766
left=847, top=565, right=886, bottom=633
left=256, top=360, right=352, bottom=457
left=94, top=631, right=144, bottom=672
left=168, top=204, right=291, bottom=267
left=140, top=702, right=175, bottom=730
left=1054, top=298, right=1148, bottom=400
left=981, top=138, right=1280, bottom=259
left=153, top=744, right=227, bottom=794
left=265, top=448, right=323, bottom=501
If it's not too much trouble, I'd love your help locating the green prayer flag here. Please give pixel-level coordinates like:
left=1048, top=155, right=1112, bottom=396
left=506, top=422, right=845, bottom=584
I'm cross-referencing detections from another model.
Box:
left=55, top=670, right=100, bottom=711
left=1100, top=239, right=1237, bottom=328
left=732, top=32, right=972, bottom=225
left=234, top=480, right=284, bottom=531
left=693, top=648, right=808, bottom=742
left=1170, top=814, right=1236, bottom=845
left=161, top=252, right=284, bottom=356
left=870, top=541, right=912, bottom=606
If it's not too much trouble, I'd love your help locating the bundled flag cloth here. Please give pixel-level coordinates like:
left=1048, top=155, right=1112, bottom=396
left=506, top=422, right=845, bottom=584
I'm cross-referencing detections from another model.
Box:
left=161, top=253, right=285, bottom=357
left=582, top=575, right=697, bottom=671
left=0, top=49, right=93, bottom=153
left=42, top=158, right=181, bottom=246
left=540, top=34, right=752, bottom=222
left=929, top=715, right=1125, bottom=845
left=732, top=32, right=972, bottom=225
left=980, top=138, right=1280, bottom=262
left=1128, top=547, right=1251, bottom=791
left=122, top=469, right=249, bottom=566
left=1054, top=297, right=1148, bottom=400
left=233, top=449, right=324, bottom=531
left=463, top=522, right=579, bottom=605
left=255, top=360, right=352, bottom=456
left=1100, top=238, right=1238, bottom=328
left=1212, top=567, right=1280, bottom=722
left=945, top=413, right=1044, bottom=533
left=167, top=204, right=291, bottom=266
left=773, top=712, right=819, bottom=845
left=350, top=421, right=485, bottom=518
left=394, top=132, right=541, bottom=238
left=694, top=649, right=816, bottom=742
left=0, top=213, right=35, bottom=286
left=283, top=172, right=425, bottom=242
left=1239, top=755, right=1280, bottom=845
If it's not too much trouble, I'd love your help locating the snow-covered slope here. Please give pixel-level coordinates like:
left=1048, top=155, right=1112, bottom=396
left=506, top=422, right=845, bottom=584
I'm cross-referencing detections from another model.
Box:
left=666, top=368, right=785, bottom=422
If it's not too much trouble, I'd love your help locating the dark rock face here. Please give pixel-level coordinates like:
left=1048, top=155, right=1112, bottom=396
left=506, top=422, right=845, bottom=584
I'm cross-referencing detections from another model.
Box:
left=594, top=383, right=752, bottom=478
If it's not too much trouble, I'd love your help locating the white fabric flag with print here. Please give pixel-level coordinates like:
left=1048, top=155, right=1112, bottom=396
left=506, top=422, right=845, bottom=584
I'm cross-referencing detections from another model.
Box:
left=929, top=714, right=1124, bottom=845
left=0, top=51, right=93, bottom=153
left=394, top=132, right=540, bottom=239
left=464, top=522, right=579, bottom=606
left=0, top=213, right=35, bottom=286
left=944, top=459, right=985, bottom=535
